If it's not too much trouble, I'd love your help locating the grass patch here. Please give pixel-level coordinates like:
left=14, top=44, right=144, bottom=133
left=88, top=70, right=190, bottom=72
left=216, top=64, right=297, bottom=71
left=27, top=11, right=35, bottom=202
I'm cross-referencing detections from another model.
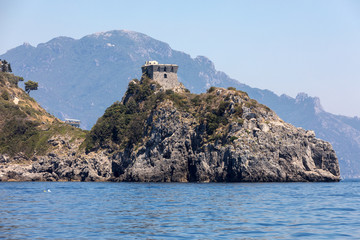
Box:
left=0, top=73, right=86, bottom=158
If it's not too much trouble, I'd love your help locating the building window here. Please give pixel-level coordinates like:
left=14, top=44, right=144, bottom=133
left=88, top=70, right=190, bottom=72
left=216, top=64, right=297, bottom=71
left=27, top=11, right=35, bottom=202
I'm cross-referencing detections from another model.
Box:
left=157, top=67, right=160, bottom=71
left=164, top=74, right=167, bottom=78
left=171, top=67, right=174, bottom=72
left=164, top=67, right=167, bottom=72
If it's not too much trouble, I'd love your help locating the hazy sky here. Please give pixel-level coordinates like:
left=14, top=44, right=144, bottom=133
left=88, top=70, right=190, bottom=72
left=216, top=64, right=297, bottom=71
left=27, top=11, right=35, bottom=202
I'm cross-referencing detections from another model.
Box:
left=1, top=0, right=360, bottom=117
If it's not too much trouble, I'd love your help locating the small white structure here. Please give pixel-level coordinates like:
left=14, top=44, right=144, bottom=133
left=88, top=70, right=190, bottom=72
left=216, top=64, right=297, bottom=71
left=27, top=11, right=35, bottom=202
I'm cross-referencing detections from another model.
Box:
left=13, top=97, right=19, bottom=105
left=144, top=60, right=159, bottom=65
left=65, top=118, right=81, bottom=128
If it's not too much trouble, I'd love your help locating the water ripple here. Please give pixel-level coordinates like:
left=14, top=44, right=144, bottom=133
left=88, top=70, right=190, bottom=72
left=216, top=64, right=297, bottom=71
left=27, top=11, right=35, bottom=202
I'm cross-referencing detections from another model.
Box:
left=0, top=181, right=359, bottom=239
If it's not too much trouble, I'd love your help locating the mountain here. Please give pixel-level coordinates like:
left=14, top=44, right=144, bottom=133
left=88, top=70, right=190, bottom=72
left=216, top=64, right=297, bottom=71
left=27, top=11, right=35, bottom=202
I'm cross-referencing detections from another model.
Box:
left=1, top=30, right=359, bottom=178
left=0, top=31, right=240, bottom=129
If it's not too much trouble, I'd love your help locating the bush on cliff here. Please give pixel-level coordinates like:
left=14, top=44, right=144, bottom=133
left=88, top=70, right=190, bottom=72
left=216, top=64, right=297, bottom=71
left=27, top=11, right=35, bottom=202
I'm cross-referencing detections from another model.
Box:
left=84, top=78, right=262, bottom=152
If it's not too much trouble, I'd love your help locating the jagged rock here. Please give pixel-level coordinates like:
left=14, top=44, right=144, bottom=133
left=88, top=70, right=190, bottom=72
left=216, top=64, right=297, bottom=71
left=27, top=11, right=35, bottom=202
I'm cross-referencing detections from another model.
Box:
left=87, top=79, right=339, bottom=182
left=0, top=72, right=340, bottom=182
left=109, top=96, right=339, bottom=182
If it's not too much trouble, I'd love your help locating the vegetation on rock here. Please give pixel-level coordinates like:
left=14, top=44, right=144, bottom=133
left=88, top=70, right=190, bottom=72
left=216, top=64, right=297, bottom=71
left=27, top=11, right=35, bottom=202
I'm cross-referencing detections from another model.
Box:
left=24, top=80, right=38, bottom=95
left=85, top=76, right=282, bottom=152
left=0, top=72, right=340, bottom=182
left=0, top=72, right=86, bottom=158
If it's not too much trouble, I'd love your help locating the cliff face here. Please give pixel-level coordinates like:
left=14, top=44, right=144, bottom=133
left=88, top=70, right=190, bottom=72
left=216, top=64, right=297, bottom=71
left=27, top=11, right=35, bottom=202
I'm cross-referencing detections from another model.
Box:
left=0, top=73, right=340, bottom=182
left=85, top=77, right=340, bottom=182
left=111, top=104, right=339, bottom=182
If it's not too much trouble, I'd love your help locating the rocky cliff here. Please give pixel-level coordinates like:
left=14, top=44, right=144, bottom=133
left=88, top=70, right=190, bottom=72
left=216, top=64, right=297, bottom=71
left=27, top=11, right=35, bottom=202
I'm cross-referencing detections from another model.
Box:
left=0, top=30, right=357, bottom=178
left=84, top=77, right=340, bottom=182
left=0, top=73, right=340, bottom=182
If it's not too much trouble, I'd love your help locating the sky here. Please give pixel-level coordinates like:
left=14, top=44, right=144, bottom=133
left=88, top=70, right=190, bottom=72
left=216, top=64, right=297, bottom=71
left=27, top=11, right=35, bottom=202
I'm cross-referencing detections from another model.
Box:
left=1, top=0, right=360, bottom=117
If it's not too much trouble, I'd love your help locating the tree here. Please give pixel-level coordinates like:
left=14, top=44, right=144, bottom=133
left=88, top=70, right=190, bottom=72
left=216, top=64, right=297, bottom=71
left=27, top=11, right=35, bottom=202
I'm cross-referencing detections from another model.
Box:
left=1, top=63, right=7, bottom=72
left=24, top=80, right=38, bottom=94
left=1, top=60, right=11, bottom=72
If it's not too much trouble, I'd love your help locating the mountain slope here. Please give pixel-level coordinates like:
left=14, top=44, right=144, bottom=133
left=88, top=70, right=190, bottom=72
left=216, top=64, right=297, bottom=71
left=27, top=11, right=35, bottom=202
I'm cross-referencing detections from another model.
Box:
left=1, top=31, right=240, bottom=129
left=1, top=30, right=359, bottom=178
left=0, top=72, right=86, bottom=160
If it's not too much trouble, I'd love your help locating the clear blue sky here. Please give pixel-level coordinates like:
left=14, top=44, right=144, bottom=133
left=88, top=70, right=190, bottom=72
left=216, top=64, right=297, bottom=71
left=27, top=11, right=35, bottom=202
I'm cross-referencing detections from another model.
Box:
left=1, top=0, right=360, bottom=117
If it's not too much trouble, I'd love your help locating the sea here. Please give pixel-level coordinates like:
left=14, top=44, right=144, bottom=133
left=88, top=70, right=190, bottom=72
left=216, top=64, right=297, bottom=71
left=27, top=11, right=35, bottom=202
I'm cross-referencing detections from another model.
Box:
left=0, top=180, right=359, bottom=239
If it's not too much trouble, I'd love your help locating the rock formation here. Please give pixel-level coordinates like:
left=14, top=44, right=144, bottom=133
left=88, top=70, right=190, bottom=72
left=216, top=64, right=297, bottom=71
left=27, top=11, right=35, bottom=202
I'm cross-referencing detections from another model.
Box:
left=110, top=85, right=339, bottom=182
left=0, top=72, right=340, bottom=182
left=2, top=30, right=358, bottom=179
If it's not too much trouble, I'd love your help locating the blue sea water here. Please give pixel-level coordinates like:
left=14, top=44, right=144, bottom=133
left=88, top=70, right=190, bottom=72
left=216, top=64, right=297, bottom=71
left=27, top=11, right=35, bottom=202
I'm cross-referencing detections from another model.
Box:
left=0, top=181, right=359, bottom=239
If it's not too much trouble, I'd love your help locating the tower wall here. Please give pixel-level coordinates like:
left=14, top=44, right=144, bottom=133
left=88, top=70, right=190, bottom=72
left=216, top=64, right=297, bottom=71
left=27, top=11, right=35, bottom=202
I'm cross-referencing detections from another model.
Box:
left=141, top=63, right=180, bottom=90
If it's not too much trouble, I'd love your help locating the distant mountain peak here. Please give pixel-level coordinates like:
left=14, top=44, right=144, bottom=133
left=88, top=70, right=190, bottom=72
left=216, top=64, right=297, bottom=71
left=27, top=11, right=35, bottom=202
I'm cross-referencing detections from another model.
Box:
left=295, top=92, right=310, bottom=101
left=87, top=30, right=150, bottom=41
left=295, top=92, right=324, bottom=113
left=22, top=42, right=33, bottom=47
left=35, top=36, right=75, bottom=51
left=195, top=56, right=215, bottom=68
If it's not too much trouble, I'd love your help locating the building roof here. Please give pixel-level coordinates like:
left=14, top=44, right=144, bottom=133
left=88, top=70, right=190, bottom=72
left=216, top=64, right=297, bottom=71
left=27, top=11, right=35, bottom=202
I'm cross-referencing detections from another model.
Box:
left=65, top=118, right=81, bottom=122
left=143, top=61, right=177, bottom=67
left=144, top=61, right=158, bottom=66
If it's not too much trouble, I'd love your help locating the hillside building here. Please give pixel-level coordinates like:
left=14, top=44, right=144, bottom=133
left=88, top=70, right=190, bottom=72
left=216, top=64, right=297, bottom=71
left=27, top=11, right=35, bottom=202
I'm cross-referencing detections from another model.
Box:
left=65, top=118, right=81, bottom=128
left=141, top=61, right=182, bottom=90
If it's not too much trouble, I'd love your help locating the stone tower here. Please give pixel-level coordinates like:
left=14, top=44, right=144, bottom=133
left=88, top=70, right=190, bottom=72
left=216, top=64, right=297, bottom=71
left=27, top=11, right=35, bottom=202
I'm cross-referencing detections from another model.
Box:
left=141, top=61, right=183, bottom=91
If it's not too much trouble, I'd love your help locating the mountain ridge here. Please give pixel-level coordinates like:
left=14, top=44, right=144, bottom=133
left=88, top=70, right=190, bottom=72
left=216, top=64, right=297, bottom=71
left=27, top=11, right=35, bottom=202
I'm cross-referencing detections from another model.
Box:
left=1, top=29, right=359, bottom=178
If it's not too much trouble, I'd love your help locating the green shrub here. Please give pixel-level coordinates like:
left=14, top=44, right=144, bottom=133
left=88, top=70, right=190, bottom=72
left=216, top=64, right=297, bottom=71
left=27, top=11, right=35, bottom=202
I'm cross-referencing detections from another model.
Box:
left=205, top=112, right=228, bottom=135
left=234, top=105, right=243, bottom=117
left=229, top=136, right=238, bottom=142
left=165, top=89, right=174, bottom=95
left=207, top=86, right=216, bottom=93
left=167, top=91, right=190, bottom=110
left=1, top=90, right=9, bottom=100
left=227, top=87, right=236, bottom=91
left=244, top=99, right=257, bottom=109
left=84, top=79, right=160, bottom=151
left=260, top=104, right=271, bottom=112
left=205, top=94, right=215, bottom=104
left=217, top=101, right=230, bottom=116
left=127, top=81, right=138, bottom=95
left=190, top=95, right=202, bottom=106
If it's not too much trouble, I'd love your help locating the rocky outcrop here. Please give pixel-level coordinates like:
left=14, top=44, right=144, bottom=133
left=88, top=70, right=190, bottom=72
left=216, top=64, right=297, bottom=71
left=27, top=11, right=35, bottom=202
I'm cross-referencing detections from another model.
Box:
left=0, top=108, right=340, bottom=182
left=110, top=99, right=339, bottom=182
left=0, top=74, right=340, bottom=182
left=0, top=135, right=112, bottom=182
left=83, top=80, right=340, bottom=182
